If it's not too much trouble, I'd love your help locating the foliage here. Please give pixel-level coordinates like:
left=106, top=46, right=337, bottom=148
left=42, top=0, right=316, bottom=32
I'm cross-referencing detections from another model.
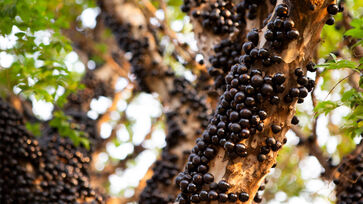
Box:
left=0, top=0, right=95, bottom=146
left=314, top=12, right=363, bottom=141
left=49, top=110, right=90, bottom=148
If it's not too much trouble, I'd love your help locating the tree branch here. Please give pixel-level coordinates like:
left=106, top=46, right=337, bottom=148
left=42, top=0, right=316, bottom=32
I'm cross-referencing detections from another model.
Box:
left=99, top=0, right=212, bottom=202
left=290, top=126, right=335, bottom=179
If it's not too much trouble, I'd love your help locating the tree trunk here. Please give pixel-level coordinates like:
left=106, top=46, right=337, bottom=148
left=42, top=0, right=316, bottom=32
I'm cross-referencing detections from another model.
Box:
left=174, top=0, right=333, bottom=203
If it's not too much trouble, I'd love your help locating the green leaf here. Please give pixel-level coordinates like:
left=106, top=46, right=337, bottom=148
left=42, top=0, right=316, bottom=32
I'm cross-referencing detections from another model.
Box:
left=344, top=17, right=363, bottom=38
left=316, top=58, right=360, bottom=71
left=314, top=101, right=340, bottom=116
left=25, top=122, right=41, bottom=137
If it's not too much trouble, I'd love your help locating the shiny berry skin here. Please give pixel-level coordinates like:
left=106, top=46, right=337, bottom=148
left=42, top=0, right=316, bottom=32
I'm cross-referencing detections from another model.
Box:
left=284, top=94, right=293, bottom=103
left=247, top=29, right=259, bottom=45
left=235, top=143, right=246, bottom=154
left=274, top=18, right=283, bottom=29
left=283, top=19, right=294, bottom=31
left=239, top=192, right=250, bottom=202
left=291, top=116, right=299, bottom=125
left=264, top=76, right=273, bottom=84
left=271, top=124, right=282, bottom=133
left=270, top=95, right=280, bottom=104
left=297, top=76, right=308, bottom=86
left=295, top=68, right=304, bottom=77
left=267, top=21, right=275, bottom=30
left=306, top=62, right=316, bottom=72
left=251, top=75, right=264, bottom=87
left=254, top=194, right=263, bottom=203
left=287, top=29, right=299, bottom=39
left=218, top=180, right=230, bottom=192
left=265, top=30, right=274, bottom=41
left=260, top=146, right=270, bottom=154
left=199, top=191, right=208, bottom=201
left=224, top=141, right=235, bottom=152
left=289, top=88, right=300, bottom=97
left=250, top=48, right=259, bottom=58
left=272, top=73, right=285, bottom=84
left=258, top=154, right=267, bottom=162
left=230, top=123, right=242, bottom=133
left=241, top=129, right=250, bottom=139
left=240, top=108, right=252, bottom=119
left=245, top=97, right=255, bottom=107
left=219, top=193, right=229, bottom=202
left=258, top=48, right=269, bottom=58
left=229, top=111, right=239, bottom=122
left=299, top=87, right=308, bottom=98
left=250, top=69, right=262, bottom=76
left=327, top=4, right=339, bottom=15
left=180, top=180, right=189, bottom=190
left=258, top=110, right=267, bottom=120
left=193, top=174, right=203, bottom=185
left=243, top=41, right=254, bottom=54
left=203, top=173, right=214, bottom=183
left=276, top=4, right=288, bottom=17
left=228, top=193, right=238, bottom=202
left=326, top=16, right=335, bottom=25
left=266, top=137, right=276, bottom=146
left=272, top=55, right=283, bottom=63
left=191, top=194, right=200, bottom=203
left=187, top=183, right=197, bottom=192
left=261, top=84, right=274, bottom=96
left=208, top=190, right=218, bottom=200
left=239, top=74, right=250, bottom=84
left=234, top=92, right=246, bottom=102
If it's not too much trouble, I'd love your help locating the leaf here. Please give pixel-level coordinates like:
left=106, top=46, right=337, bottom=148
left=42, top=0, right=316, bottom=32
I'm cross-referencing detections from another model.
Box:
left=316, top=58, right=360, bottom=71
left=344, top=17, right=363, bottom=38
left=25, top=122, right=41, bottom=137
left=50, top=110, right=90, bottom=149
left=314, top=101, right=340, bottom=116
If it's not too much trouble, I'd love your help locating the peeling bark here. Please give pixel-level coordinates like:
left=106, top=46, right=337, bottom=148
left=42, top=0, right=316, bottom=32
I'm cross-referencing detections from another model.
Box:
left=175, top=0, right=333, bottom=203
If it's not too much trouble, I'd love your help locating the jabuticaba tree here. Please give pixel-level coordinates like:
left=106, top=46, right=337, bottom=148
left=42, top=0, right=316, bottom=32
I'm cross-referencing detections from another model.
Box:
left=174, top=0, right=341, bottom=203
left=0, top=98, right=105, bottom=203
left=334, top=139, right=363, bottom=204
left=99, top=1, right=213, bottom=203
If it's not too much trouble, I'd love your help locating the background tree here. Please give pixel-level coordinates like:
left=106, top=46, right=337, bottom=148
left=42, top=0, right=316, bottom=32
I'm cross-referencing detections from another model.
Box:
left=0, top=0, right=362, bottom=204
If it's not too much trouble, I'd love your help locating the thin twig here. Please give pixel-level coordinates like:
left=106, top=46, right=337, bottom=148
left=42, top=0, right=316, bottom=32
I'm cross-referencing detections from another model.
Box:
left=323, top=73, right=354, bottom=101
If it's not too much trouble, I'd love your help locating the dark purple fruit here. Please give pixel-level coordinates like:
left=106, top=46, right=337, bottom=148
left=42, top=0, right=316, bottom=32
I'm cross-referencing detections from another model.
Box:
left=258, top=154, right=267, bottom=162
left=271, top=124, right=282, bottom=133
left=287, top=29, right=299, bottom=39
left=218, top=180, right=230, bottom=192
left=291, top=116, right=299, bottom=125
left=327, top=4, right=339, bottom=15
left=203, top=173, right=214, bottom=183
left=228, top=193, right=238, bottom=202
left=294, top=68, right=304, bottom=77
left=239, top=192, right=250, bottom=202
left=272, top=73, right=285, bottom=84
left=276, top=4, right=288, bottom=17
left=306, top=62, right=316, bottom=72
left=326, top=16, right=335, bottom=25
left=208, top=190, right=218, bottom=200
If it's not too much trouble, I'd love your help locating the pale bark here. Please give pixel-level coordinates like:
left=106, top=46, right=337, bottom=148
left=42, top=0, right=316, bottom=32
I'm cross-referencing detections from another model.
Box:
left=177, top=0, right=333, bottom=203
